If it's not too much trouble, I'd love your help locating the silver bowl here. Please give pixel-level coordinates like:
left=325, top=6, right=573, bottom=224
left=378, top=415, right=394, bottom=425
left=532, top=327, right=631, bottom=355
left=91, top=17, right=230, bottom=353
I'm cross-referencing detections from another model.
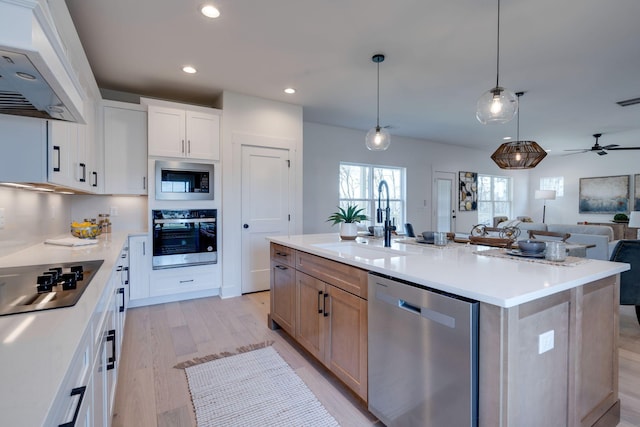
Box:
left=517, top=239, right=546, bottom=253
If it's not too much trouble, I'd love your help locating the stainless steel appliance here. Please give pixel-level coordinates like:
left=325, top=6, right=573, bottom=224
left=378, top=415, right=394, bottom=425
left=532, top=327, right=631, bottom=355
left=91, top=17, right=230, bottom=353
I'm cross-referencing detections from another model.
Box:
left=155, top=160, right=214, bottom=201
left=368, top=272, right=479, bottom=427
left=152, top=209, right=217, bottom=269
left=0, top=260, right=104, bottom=316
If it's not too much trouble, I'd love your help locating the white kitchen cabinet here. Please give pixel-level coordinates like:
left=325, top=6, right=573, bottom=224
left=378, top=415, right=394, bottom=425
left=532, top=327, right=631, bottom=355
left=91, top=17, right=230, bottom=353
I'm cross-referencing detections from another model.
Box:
left=129, top=235, right=151, bottom=301
left=48, top=99, right=100, bottom=193
left=145, top=100, right=220, bottom=161
left=47, top=326, right=93, bottom=427
left=103, top=101, right=148, bottom=195
left=149, top=266, right=216, bottom=297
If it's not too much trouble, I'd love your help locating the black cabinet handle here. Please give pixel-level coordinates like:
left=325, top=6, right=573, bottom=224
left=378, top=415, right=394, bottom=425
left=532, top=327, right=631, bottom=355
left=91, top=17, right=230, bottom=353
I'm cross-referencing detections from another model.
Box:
left=79, top=163, right=86, bottom=183
left=53, top=146, right=61, bottom=172
left=323, top=292, right=329, bottom=317
left=118, top=287, right=125, bottom=312
left=275, top=265, right=287, bottom=270
left=143, top=176, right=146, bottom=190
left=124, top=266, right=129, bottom=285
left=318, top=290, right=323, bottom=314
left=58, top=385, right=86, bottom=427
left=106, top=329, right=116, bottom=370
left=243, top=224, right=249, bottom=229
left=275, top=251, right=288, bottom=257
left=92, top=171, right=97, bottom=187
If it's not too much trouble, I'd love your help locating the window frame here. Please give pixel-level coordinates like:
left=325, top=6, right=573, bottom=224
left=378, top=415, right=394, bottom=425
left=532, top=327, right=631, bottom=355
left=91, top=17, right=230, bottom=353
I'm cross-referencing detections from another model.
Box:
left=477, top=174, right=513, bottom=226
left=339, top=162, right=407, bottom=228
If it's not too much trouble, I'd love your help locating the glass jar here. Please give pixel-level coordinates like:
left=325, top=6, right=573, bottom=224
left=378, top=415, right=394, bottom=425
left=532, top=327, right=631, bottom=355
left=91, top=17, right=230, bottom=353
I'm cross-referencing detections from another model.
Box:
left=545, top=241, right=567, bottom=262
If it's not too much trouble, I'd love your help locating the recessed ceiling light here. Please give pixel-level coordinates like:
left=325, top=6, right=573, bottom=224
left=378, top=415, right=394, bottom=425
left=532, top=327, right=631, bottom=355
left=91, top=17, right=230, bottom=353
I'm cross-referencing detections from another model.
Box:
left=503, top=136, right=512, bottom=140
left=201, top=4, right=220, bottom=18
left=284, top=88, right=296, bottom=94
left=182, top=66, right=197, bottom=74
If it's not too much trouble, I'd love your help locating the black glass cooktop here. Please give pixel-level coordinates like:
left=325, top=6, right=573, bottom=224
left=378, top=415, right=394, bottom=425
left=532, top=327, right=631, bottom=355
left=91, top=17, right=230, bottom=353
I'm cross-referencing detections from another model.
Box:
left=0, top=260, right=104, bottom=317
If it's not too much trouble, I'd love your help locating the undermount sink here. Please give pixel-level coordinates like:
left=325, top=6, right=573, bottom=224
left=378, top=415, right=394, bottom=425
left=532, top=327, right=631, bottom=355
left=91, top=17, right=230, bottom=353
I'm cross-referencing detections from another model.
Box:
left=312, top=242, right=410, bottom=260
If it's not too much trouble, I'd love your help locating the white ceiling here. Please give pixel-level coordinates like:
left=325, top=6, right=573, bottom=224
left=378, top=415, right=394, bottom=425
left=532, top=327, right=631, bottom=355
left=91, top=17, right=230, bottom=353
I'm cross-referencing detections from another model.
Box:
left=65, top=0, right=640, bottom=155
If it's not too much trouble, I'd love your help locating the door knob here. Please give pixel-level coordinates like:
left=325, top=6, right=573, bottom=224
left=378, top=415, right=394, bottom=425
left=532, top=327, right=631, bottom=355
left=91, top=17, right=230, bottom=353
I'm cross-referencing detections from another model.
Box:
left=243, top=224, right=249, bottom=229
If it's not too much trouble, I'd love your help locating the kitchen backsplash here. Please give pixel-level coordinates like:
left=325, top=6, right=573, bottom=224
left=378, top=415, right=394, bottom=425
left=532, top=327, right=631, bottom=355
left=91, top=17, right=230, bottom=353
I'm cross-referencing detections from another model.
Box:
left=0, top=187, right=148, bottom=258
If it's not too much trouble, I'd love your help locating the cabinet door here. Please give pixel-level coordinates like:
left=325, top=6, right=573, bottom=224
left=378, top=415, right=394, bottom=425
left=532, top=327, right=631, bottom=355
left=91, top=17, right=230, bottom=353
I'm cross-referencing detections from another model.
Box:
left=129, top=235, right=151, bottom=300
left=270, top=261, right=296, bottom=335
left=148, top=105, right=185, bottom=157
left=295, top=271, right=326, bottom=362
left=104, top=104, right=148, bottom=194
left=326, top=284, right=368, bottom=401
left=48, top=120, right=78, bottom=188
left=186, top=110, right=220, bottom=160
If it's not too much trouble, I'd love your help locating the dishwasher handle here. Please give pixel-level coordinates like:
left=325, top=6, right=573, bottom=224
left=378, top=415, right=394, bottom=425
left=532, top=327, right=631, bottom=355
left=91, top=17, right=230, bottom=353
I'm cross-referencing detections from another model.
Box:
left=376, top=288, right=456, bottom=329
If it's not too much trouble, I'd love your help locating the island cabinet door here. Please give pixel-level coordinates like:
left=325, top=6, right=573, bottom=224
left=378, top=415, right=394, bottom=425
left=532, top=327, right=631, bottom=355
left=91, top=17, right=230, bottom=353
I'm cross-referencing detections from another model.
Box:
left=325, top=284, right=368, bottom=402
left=270, top=260, right=296, bottom=336
left=295, top=271, right=326, bottom=362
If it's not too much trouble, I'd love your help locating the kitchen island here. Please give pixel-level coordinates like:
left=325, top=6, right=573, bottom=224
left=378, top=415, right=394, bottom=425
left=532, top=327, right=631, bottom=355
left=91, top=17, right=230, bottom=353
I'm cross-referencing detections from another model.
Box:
left=267, top=233, right=630, bottom=427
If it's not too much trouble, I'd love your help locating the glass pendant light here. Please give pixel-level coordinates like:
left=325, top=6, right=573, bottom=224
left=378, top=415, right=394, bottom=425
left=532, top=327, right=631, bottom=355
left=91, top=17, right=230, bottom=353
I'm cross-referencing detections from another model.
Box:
left=366, top=54, right=391, bottom=151
left=476, top=0, right=518, bottom=125
left=491, top=92, right=547, bottom=169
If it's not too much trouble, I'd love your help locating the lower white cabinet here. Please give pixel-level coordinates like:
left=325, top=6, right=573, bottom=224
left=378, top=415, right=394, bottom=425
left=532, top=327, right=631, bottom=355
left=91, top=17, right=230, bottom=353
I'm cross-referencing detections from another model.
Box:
left=47, top=243, right=126, bottom=427
left=129, top=235, right=151, bottom=300
left=149, top=266, right=215, bottom=297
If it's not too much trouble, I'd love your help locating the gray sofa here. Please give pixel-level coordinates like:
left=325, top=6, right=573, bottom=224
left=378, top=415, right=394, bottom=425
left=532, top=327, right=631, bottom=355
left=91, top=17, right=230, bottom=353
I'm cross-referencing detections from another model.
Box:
left=496, top=220, right=616, bottom=260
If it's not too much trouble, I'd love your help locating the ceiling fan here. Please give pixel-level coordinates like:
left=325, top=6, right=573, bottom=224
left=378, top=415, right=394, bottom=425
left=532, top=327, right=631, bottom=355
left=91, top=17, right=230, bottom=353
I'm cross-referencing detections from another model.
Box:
left=564, top=133, right=640, bottom=156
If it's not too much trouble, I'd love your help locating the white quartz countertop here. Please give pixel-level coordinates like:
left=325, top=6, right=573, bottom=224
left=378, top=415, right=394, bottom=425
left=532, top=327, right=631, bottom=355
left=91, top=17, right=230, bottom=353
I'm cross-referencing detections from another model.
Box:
left=268, top=233, right=630, bottom=308
left=0, top=232, right=131, bottom=427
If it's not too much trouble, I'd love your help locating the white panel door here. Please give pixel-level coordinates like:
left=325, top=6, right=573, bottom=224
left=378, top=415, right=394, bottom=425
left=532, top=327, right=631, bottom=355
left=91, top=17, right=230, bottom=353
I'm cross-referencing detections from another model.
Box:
left=433, top=171, right=456, bottom=232
left=241, top=145, right=290, bottom=293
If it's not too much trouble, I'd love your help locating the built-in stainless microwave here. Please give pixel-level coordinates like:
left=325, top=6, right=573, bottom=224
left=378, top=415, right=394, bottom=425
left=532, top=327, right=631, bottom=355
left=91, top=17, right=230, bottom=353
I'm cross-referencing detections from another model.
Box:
left=155, top=160, right=214, bottom=200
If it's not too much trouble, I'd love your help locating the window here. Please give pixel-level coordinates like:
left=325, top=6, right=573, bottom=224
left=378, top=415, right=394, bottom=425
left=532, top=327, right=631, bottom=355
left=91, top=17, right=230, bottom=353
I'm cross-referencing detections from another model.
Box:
left=477, top=174, right=513, bottom=225
left=540, top=176, right=564, bottom=197
left=339, top=162, right=406, bottom=228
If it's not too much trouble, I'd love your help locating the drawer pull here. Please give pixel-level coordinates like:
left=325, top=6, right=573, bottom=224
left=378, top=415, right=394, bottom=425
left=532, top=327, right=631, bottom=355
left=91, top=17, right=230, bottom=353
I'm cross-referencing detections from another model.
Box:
left=106, top=329, right=116, bottom=370
left=275, top=265, right=288, bottom=270
left=323, top=292, right=329, bottom=317
left=275, top=251, right=288, bottom=257
left=58, top=385, right=86, bottom=427
left=179, top=279, right=194, bottom=284
left=318, top=290, right=323, bottom=314
left=118, top=287, right=125, bottom=312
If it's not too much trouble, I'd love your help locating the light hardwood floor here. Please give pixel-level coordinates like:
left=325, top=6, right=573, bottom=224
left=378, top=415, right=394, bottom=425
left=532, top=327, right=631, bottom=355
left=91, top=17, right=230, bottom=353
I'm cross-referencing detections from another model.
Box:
left=113, top=293, right=640, bottom=427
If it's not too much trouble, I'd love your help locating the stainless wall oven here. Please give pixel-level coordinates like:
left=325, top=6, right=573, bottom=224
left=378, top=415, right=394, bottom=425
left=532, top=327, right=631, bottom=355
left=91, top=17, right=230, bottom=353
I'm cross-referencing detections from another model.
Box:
left=152, top=209, right=217, bottom=269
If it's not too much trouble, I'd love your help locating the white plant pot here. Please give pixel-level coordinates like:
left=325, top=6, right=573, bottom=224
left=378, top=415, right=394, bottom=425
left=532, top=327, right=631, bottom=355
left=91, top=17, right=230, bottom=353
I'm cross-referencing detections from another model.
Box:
left=340, top=222, right=358, bottom=240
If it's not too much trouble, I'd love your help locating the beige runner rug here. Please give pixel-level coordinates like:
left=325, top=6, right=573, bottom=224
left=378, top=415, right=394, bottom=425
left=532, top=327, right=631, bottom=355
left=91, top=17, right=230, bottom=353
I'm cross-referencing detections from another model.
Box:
left=183, top=345, right=340, bottom=426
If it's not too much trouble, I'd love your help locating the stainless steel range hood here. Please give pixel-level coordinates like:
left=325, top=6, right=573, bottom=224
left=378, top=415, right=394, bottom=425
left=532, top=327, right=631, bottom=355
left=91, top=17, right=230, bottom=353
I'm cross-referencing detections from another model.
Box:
left=0, top=0, right=85, bottom=123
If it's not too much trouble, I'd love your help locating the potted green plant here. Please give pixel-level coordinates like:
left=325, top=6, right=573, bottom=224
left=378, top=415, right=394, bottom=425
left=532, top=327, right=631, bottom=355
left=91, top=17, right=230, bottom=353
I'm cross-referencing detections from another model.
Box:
left=327, top=205, right=368, bottom=240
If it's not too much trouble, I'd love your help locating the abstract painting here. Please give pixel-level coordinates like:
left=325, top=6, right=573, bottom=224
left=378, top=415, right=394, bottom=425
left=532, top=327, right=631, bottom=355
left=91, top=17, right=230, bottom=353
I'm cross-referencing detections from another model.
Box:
left=459, top=171, right=477, bottom=211
left=579, top=175, right=629, bottom=214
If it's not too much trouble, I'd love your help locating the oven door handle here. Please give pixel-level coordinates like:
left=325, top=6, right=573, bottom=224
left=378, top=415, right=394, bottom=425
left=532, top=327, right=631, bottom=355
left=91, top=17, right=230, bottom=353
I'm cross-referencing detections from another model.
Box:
left=153, top=218, right=216, bottom=224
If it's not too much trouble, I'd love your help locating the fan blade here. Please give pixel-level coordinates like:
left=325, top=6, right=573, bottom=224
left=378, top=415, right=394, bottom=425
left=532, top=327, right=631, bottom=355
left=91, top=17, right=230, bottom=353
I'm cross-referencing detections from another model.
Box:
left=607, top=146, right=640, bottom=150
left=602, top=144, right=619, bottom=149
left=563, top=149, right=589, bottom=152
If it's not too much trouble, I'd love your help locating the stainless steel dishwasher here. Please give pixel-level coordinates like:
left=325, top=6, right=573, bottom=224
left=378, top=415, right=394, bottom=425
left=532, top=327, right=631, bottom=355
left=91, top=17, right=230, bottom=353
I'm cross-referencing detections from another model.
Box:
left=368, top=272, right=479, bottom=427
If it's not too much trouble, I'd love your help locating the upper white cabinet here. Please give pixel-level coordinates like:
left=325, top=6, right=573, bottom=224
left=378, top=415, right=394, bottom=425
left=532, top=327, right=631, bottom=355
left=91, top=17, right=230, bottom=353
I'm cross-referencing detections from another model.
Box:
left=143, top=98, right=220, bottom=161
left=103, top=101, right=148, bottom=195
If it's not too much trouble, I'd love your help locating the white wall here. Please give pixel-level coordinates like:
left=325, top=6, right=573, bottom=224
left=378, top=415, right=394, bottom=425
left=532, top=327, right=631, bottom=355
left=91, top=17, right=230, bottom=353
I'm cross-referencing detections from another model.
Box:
left=0, top=186, right=71, bottom=257
left=71, top=195, right=148, bottom=232
left=302, top=122, right=529, bottom=235
left=221, top=91, right=303, bottom=298
left=527, top=151, right=640, bottom=224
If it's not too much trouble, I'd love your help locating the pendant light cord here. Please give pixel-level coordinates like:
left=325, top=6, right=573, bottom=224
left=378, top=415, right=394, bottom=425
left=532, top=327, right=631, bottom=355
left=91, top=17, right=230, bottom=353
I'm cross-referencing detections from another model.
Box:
left=376, top=60, right=380, bottom=128
left=495, top=0, right=501, bottom=88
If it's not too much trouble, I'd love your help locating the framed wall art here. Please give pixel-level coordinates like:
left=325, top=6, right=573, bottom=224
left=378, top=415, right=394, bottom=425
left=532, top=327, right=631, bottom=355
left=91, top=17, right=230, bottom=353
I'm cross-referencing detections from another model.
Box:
left=459, top=171, right=477, bottom=211
left=579, top=175, right=629, bottom=214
